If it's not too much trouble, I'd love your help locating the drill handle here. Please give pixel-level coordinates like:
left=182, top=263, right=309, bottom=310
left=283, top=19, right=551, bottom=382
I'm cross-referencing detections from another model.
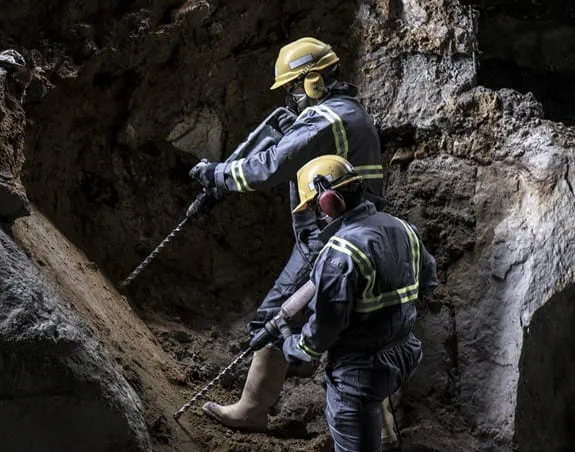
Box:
left=248, top=281, right=316, bottom=351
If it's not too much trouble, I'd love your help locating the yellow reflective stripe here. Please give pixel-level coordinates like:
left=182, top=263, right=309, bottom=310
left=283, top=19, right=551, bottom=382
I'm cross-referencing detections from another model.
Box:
left=237, top=159, right=254, bottom=192
left=230, top=161, right=243, bottom=191
left=397, top=219, right=420, bottom=281
left=364, top=282, right=419, bottom=303
left=356, top=282, right=419, bottom=312
left=356, top=290, right=419, bottom=313
left=330, top=239, right=374, bottom=297
left=327, top=238, right=375, bottom=301
left=355, top=164, right=383, bottom=171
left=230, top=159, right=254, bottom=192
left=331, top=237, right=376, bottom=298
left=313, top=105, right=349, bottom=159
left=355, top=164, right=384, bottom=180
left=324, top=226, right=421, bottom=313
left=298, top=337, right=322, bottom=359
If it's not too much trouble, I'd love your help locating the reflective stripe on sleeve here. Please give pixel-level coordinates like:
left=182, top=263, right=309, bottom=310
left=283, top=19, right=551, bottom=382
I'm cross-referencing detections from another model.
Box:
left=230, top=159, right=254, bottom=192
left=327, top=237, right=376, bottom=301
left=298, top=336, right=322, bottom=360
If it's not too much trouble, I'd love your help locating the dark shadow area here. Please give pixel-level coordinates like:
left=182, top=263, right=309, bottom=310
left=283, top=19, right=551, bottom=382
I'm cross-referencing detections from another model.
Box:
left=462, top=0, right=575, bottom=124
left=0, top=397, right=137, bottom=452
left=515, top=284, right=575, bottom=451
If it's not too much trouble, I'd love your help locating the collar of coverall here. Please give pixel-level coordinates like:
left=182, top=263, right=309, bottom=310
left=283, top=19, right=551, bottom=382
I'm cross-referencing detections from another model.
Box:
left=313, top=81, right=358, bottom=106
left=328, top=81, right=358, bottom=98
left=318, top=200, right=377, bottom=244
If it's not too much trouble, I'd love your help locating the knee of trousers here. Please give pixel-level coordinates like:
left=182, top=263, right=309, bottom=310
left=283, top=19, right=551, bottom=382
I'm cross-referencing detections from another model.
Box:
left=324, top=379, right=383, bottom=452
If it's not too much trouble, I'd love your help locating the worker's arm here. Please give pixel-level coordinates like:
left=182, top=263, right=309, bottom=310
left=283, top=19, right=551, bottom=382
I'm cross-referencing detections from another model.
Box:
left=419, top=241, right=438, bottom=296
left=409, top=224, right=438, bottom=297
left=213, top=107, right=338, bottom=192
left=282, top=246, right=357, bottom=364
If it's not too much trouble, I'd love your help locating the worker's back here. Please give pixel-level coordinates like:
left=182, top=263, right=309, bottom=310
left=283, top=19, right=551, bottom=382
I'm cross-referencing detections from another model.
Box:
left=320, top=201, right=436, bottom=356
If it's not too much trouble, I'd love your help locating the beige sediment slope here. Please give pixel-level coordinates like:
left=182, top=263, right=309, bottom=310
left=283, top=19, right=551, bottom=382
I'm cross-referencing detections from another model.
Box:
left=11, top=208, right=329, bottom=451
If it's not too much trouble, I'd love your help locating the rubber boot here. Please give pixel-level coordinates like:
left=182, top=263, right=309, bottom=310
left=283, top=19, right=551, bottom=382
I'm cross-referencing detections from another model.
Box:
left=202, top=346, right=288, bottom=431
left=381, top=396, right=401, bottom=451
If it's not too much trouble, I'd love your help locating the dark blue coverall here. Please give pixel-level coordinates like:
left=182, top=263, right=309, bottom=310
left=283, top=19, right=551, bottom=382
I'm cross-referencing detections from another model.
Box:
left=212, top=83, right=384, bottom=333
left=283, top=201, right=438, bottom=451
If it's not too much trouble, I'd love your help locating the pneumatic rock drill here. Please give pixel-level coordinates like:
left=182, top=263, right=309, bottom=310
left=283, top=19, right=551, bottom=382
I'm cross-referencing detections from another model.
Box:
left=173, top=280, right=315, bottom=420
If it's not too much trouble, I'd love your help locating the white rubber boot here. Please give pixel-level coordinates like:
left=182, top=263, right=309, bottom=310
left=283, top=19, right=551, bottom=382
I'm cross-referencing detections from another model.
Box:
left=381, top=396, right=401, bottom=451
left=202, top=346, right=288, bottom=431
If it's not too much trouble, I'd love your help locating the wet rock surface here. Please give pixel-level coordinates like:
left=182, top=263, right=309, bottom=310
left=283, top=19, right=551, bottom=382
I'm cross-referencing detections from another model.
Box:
left=0, top=0, right=573, bottom=451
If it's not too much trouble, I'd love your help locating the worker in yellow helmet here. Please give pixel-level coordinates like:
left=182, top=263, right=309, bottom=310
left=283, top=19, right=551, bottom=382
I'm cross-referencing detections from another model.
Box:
left=191, top=37, right=396, bottom=445
left=280, top=155, right=437, bottom=452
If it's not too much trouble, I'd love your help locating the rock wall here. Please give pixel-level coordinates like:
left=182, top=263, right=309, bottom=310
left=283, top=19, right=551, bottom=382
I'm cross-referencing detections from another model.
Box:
left=463, top=0, right=575, bottom=125
left=0, top=227, right=151, bottom=452
left=352, top=1, right=575, bottom=448
left=0, top=52, right=30, bottom=219
left=349, top=0, right=575, bottom=449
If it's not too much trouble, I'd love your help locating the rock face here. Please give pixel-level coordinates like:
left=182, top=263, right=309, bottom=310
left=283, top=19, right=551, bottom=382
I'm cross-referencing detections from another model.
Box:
left=0, top=52, right=30, bottom=219
left=0, top=0, right=574, bottom=451
left=463, top=0, right=575, bottom=125
left=351, top=2, right=575, bottom=450
left=0, top=228, right=152, bottom=452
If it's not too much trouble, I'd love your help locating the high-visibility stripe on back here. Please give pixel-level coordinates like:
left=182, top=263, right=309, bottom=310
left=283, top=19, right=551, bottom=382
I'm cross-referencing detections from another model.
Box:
left=355, top=164, right=384, bottom=180
left=324, top=219, right=421, bottom=313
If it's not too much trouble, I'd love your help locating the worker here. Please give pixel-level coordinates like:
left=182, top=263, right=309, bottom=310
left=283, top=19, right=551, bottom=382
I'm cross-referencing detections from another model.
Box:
left=278, top=155, right=438, bottom=451
left=190, top=36, right=395, bottom=436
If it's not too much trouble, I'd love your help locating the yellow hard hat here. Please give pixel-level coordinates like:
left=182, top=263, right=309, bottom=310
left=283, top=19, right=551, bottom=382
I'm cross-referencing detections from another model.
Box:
left=271, top=37, right=340, bottom=90
left=293, top=155, right=361, bottom=214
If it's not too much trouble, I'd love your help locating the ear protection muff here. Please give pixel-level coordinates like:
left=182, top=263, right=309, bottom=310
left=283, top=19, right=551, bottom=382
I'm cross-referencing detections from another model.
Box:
left=304, top=72, right=326, bottom=99
left=313, top=175, right=346, bottom=218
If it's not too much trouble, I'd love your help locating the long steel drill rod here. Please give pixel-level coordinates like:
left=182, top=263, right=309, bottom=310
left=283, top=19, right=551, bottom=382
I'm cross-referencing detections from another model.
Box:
left=118, top=108, right=293, bottom=289
left=119, top=217, right=190, bottom=288
left=173, top=346, right=253, bottom=420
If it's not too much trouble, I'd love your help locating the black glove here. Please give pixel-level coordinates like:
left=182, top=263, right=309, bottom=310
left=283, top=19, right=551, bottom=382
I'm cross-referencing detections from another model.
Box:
left=277, top=110, right=296, bottom=135
left=189, top=159, right=218, bottom=188
left=248, top=306, right=280, bottom=339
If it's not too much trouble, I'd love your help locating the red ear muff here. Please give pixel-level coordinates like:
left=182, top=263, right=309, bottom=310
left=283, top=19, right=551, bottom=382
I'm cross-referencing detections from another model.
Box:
left=318, top=189, right=346, bottom=218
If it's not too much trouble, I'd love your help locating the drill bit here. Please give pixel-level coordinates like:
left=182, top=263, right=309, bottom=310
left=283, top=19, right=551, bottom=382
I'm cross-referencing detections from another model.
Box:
left=174, top=346, right=253, bottom=420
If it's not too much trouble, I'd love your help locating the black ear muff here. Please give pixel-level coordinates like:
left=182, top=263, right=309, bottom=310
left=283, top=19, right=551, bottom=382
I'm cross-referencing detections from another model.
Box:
left=304, top=72, right=326, bottom=99
left=318, top=189, right=346, bottom=218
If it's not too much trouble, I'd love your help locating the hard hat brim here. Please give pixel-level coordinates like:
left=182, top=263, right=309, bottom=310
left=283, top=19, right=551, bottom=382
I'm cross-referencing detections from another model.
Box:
left=270, top=53, right=340, bottom=90
left=292, top=199, right=309, bottom=214
left=270, top=79, right=287, bottom=90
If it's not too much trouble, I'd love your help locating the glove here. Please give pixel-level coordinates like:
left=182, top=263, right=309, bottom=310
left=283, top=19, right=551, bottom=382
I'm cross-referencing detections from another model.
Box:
left=189, top=159, right=218, bottom=188
left=277, top=110, right=296, bottom=135
left=248, top=306, right=280, bottom=339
